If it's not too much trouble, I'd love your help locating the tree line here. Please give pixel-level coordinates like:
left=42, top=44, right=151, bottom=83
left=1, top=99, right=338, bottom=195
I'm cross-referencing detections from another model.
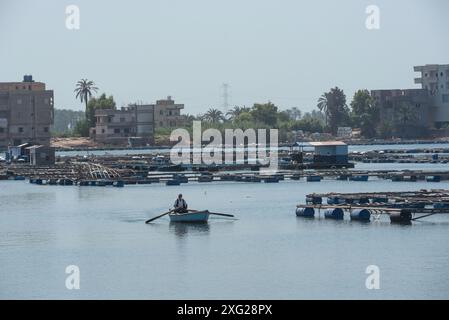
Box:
left=69, top=79, right=384, bottom=141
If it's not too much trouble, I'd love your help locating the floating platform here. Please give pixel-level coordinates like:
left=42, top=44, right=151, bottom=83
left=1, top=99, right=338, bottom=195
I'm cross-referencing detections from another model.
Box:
left=297, top=189, right=449, bottom=223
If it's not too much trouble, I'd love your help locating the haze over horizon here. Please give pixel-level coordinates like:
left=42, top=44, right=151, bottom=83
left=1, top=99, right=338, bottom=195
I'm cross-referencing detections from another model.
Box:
left=1, top=0, right=448, bottom=114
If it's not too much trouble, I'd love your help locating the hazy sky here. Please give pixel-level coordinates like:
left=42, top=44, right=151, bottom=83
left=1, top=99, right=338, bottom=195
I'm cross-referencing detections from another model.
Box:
left=0, top=0, right=448, bottom=114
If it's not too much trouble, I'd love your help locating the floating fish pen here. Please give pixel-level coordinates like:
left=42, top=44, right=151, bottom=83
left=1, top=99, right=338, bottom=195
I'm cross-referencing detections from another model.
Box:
left=297, top=189, right=449, bottom=224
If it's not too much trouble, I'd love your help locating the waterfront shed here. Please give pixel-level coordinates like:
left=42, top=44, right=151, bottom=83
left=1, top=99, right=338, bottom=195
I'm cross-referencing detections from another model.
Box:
left=8, top=143, right=31, bottom=160
left=309, top=141, right=348, bottom=165
left=26, top=145, right=55, bottom=166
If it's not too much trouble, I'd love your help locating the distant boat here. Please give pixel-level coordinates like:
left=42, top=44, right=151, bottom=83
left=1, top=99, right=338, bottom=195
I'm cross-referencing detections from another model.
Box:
left=169, top=210, right=210, bottom=223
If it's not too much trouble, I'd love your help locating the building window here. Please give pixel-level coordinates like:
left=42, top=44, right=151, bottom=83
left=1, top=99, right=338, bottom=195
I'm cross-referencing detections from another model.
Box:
left=17, top=98, right=22, bottom=104
left=124, top=128, right=129, bottom=134
left=169, top=110, right=172, bottom=116
left=44, top=127, right=49, bottom=133
left=120, top=117, right=125, bottom=123
left=442, top=94, right=449, bottom=103
left=425, top=73, right=428, bottom=77
left=160, top=110, right=163, bottom=115
left=114, top=128, right=120, bottom=134
left=101, top=129, right=105, bottom=133
left=0, top=128, right=4, bottom=133
left=18, top=127, right=24, bottom=133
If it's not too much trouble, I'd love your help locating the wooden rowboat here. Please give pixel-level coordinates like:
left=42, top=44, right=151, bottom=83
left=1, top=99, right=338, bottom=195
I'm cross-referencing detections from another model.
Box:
left=169, top=210, right=210, bottom=223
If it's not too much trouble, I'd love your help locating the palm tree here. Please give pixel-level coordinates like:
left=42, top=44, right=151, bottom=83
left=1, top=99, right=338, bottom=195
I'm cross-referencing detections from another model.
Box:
left=317, top=93, right=329, bottom=126
left=74, top=79, right=98, bottom=118
left=226, top=106, right=250, bottom=121
left=204, top=108, right=224, bottom=123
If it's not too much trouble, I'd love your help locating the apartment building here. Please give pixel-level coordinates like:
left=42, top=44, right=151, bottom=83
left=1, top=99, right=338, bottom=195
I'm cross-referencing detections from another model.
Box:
left=91, top=104, right=155, bottom=146
left=153, top=96, right=184, bottom=128
left=414, top=64, right=449, bottom=125
left=0, top=75, right=54, bottom=147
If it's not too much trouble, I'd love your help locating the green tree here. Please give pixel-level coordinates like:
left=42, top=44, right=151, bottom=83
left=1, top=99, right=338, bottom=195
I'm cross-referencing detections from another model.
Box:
left=52, top=108, right=85, bottom=134
left=203, top=108, right=225, bottom=123
left=86, top=93, right=116, bottom=127
left=226, top=106, right=250, bottom=121
left=350, top=89, right=378, bottom=138
left=74, top=79, right=98, bottom=118
left=285, top=107, right=302, bottom=121
left=250, top=102, right=278, bottom=126
left=317, top=87, right=350, bottom=134
left=73, top=119, right=90, bottom=137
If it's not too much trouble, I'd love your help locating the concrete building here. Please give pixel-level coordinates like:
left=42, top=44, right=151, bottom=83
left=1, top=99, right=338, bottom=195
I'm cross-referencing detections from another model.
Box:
left=153, top=96, right=184, bottom=128
left=371, top=89, right=432, bottom=138
left=0, top=75, right=54, bottom=147
left=414, top=64, right=449, bottom=126
left=91, top=104, right=155, bottom=146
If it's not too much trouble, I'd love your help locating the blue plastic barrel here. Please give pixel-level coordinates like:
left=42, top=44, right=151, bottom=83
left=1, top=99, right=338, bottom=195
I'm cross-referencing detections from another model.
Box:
left=166, top=179, right=181, bottom=186
left=390, top=210, right=412, bottom=224
left=324, top=208, right=344, bottom=220
left=296, top=207, right=315, bottom=218
left=350, top=209, right=371, bottom=221
left=433, top=202, right=449, bottom=209
left=307, top=176, right=321, bottom=182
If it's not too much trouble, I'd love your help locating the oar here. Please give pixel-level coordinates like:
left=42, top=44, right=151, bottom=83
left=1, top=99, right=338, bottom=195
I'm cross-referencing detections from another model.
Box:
left=145, top=209, right=174, bottom=224
left=208, top=212, right=235, bottom=218
left=188, top=209, right=235, bottom=218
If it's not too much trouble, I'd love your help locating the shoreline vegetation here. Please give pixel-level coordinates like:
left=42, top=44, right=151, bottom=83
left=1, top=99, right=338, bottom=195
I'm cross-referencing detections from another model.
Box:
left=46, top=137, right=449, bottom=153
left=42, top=80, right=449, bottom=154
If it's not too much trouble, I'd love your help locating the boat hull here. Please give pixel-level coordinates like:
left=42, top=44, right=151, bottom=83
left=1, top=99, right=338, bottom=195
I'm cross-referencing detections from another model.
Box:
left=169, top=210, right=210, bottom=223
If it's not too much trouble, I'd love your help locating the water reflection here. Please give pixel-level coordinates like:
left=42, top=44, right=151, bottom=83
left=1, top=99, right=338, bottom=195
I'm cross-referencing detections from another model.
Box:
left=169, top=222, right=210, bottom=238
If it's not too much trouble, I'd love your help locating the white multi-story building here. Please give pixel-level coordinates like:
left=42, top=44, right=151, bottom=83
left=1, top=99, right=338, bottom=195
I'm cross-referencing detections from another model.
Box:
left=414, top=64, right=449, bottom=125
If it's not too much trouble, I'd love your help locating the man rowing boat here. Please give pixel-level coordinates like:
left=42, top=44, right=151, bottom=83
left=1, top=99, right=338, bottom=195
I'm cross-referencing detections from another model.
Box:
left=173, top=194, right=188, bottom=213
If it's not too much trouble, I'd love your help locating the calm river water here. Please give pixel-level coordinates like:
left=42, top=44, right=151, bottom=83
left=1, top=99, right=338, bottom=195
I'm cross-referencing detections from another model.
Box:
left=1, top=171, right=449, bottom=299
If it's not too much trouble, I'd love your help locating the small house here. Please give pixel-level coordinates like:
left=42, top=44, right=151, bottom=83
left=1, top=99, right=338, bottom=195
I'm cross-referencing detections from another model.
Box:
left=26, top=145, right=55, bottom=166
left=309, top=141, right=348, bottom=165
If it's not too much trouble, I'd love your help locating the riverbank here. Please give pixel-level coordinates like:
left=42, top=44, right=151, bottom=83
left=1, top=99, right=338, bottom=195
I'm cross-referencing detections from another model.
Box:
left=46, top=137, right=449, bottom=154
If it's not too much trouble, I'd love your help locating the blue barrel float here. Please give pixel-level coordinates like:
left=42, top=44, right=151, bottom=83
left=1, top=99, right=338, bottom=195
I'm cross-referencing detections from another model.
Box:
left=390, top=209, right=412, bottom=224
left=306, top=175, right=322, bottom=182
left=166, top=179, right=181, bottom=186
left=324, top=208, right=344, bottom=220
left=426, top=175, right=441, bottom=182
left=433, top=202, right=449, bottom=209
left=296, top=207, right=315, bottom=218
left=350, top=209, right=371, bottom=222
left=349, top=175, right=369, bottom=182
